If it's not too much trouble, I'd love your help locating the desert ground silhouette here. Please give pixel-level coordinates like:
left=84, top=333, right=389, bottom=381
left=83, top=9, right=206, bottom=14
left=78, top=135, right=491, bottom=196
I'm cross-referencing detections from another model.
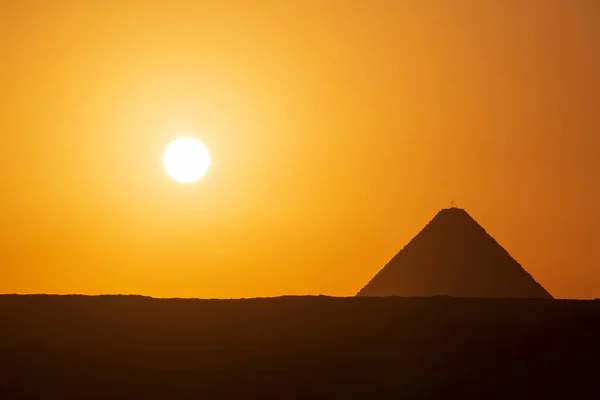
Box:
left=1, top=295, right=599, bottom=399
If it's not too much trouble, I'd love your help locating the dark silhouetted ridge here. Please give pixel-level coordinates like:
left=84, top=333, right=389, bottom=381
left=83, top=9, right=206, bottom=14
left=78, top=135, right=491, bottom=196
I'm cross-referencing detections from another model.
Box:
left=1, top=295, right=599, bottom=399
left=357, top=207, right=552, bottom=298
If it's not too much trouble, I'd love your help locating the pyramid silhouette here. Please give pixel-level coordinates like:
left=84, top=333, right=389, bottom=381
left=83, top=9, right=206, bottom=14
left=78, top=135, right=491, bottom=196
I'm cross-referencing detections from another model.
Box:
left=357, top=207, right=553, bottom=298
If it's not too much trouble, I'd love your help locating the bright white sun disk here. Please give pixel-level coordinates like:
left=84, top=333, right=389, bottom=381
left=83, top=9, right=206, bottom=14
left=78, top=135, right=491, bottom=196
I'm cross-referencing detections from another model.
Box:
left=163, top=137, right=211, bottom=183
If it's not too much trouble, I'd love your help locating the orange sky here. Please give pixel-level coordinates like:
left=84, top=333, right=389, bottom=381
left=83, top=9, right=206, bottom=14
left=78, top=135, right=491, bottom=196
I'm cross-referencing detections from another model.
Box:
left=1, top=1, right=599, bottom=299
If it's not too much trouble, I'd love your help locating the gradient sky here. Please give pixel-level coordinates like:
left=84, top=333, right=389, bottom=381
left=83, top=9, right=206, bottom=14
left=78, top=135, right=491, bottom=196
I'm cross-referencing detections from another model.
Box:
left=1, top=1, right=599, bottom=299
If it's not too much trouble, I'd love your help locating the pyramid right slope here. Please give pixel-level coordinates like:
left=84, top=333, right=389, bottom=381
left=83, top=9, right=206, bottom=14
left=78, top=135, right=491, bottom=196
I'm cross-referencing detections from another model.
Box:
left=357, top=208, right=553, bottom=298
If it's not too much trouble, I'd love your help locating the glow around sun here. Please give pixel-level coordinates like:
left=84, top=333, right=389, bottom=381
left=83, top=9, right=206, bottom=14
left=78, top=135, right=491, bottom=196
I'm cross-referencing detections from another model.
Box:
left=163, top=137, right=211, bottom=183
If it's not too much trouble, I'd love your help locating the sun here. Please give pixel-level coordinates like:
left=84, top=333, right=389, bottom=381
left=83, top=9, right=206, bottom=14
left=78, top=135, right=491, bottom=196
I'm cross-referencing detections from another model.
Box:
left=163, top=137, right=211, bottom=183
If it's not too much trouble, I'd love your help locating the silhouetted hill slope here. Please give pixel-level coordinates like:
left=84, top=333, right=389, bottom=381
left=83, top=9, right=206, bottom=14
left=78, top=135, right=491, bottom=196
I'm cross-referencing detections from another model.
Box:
left=1, top=295, right=599, bottom=399
left=358, top=208, right=552, bottom=298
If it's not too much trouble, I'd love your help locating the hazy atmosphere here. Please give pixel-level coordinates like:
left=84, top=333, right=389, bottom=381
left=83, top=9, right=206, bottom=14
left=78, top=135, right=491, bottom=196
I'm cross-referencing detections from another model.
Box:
left=2, top=0, right=599, bottom=299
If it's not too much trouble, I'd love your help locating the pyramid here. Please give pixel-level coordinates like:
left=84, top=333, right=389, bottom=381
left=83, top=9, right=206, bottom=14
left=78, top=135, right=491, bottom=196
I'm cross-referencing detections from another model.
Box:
left=357, top=207, right=552, bottom=298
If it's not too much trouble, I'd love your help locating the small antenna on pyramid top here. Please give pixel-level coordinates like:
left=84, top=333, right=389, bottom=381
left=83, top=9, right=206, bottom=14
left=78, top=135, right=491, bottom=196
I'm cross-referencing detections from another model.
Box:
left=449, top=200, right=457, bottom=209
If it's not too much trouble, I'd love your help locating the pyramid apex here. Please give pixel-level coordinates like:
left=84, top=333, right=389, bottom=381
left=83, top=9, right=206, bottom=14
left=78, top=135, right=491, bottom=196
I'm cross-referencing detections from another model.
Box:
left=441, top=206, right=466, bottom=212
left=437, top=206, right=469, bottom=216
